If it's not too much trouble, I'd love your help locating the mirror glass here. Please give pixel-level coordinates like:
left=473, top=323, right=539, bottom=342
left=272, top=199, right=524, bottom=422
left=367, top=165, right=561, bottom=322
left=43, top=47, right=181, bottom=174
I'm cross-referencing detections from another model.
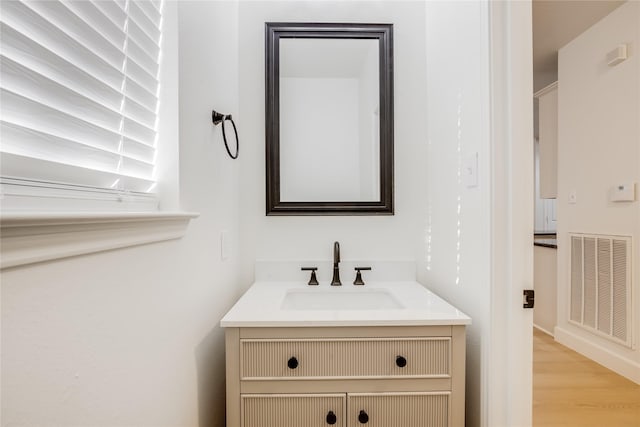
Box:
left=279, top=39, right=380, bottom=202
left=266, top=23, right=394, bottom=215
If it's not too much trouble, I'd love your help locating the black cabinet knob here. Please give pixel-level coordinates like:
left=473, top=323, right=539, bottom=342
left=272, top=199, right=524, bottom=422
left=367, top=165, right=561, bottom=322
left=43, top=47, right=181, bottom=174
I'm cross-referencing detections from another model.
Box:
left=358, top=410, right=369, bottom=424
left=287, top=356, right=298, bottom=369
left=326, top=410, right=337, bottom=425
left=396, top=355, right=407, bottom=368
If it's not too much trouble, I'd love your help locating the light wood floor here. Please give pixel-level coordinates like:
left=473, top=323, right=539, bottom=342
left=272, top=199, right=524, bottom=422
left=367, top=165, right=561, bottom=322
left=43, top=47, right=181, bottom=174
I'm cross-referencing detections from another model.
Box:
left=533, top=328, right=640, bottom=427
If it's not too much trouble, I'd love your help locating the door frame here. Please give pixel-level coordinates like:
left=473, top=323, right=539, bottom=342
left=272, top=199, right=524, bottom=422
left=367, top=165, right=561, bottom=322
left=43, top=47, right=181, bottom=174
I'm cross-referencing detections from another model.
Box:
left=487, top=1, right=534, bottom=426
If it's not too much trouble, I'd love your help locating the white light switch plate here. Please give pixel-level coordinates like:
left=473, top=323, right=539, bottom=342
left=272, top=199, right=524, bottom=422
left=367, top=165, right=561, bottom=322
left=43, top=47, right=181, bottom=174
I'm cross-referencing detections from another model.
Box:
left=221, top=230, right=230, bottom=261
left=568, top=190, right=577, bottom=204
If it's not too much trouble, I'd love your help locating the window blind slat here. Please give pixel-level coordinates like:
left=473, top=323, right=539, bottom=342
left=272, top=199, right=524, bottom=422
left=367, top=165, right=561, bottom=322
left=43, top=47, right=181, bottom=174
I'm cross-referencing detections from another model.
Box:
left=62, top=0, right=127, bottom=50
left=2, top=80, right=156, bottom=151
left=129, top=21, right=160, bottom=54
left=127, top=60, right=158, bottom=94
left=1, top=22, right=123, bottom=110
left=128, top=22, right=160, bottom=61
left=150, top=1, right=162, bottom=13
left=1, top=93, right=157, bottom=167
left=123, top=97, right=156, bottom=128
left=1, top=121, right=155, bottom=166
left=127, top=37, right=159, bottom=77
left=123, top=118, right=156, bottom=143
left=122, top=136, right=155, bottom=163
left=133, top=0, right=161, bottom=28
left=91, top=0, right=127, bottom=29
left=0, top=54, right=157, bottom=135
left=0, top=89, right=122, bottom=152
left=22, top=1, right=126, bottom=70
left=1, top=2, right=125, bottom=89
left=125, top=76, right=158, bottom=111
left=1, top=152, right=155, bottom=193
left=1, top=56, right=124, bottom=134
left=2, top=121, right=121, bottom=174
left=130, top=1, right=161, bottom=41
left=120, top=156, right=154, bottom=179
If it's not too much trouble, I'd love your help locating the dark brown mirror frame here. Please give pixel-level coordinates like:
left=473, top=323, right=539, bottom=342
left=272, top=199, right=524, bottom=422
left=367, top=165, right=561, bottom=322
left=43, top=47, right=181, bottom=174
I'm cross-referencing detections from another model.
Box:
left=265, top=22, right=394, bottom=216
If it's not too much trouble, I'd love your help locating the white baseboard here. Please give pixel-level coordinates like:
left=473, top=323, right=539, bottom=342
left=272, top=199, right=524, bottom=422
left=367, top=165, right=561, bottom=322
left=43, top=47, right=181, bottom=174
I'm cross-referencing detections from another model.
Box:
left=554, top=326, right=640, bottom=384
left=533, top=324, right=554, bottom=337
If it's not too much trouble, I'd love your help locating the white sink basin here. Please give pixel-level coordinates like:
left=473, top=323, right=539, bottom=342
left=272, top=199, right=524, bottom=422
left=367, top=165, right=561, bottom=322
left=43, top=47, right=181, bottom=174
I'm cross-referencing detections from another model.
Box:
left=220, top=281, right=472, bottom=327
left=281, top=288, right=403, bottom=311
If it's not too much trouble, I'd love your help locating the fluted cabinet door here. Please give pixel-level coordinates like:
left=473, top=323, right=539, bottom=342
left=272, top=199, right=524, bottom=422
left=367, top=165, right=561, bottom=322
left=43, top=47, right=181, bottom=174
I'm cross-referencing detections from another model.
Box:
left=348, top=392, right=450, bottom=427
left=242, top=393, right=346, bottom=427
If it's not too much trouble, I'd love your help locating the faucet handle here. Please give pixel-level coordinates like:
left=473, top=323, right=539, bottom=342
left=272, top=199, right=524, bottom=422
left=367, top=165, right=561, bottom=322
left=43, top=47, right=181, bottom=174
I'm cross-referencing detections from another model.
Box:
left=301, top=267, right=319, bottom=286
left=353, top=267, right=372, bottom=286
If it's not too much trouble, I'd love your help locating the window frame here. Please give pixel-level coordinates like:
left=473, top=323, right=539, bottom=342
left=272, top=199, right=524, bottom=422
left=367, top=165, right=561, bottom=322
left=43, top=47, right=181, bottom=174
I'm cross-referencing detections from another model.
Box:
left=0, top=1, right=197, bottom=269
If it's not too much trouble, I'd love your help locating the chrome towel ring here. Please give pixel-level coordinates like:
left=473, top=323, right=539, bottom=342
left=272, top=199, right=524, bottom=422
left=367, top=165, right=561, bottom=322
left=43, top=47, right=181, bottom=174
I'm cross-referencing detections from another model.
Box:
left=211, top=110, right=239, bottom=159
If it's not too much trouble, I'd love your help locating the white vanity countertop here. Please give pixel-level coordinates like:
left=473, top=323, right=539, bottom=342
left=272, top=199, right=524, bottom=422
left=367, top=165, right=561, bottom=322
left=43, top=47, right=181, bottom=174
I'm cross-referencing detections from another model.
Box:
left=220, top=281, right=471, bottom=327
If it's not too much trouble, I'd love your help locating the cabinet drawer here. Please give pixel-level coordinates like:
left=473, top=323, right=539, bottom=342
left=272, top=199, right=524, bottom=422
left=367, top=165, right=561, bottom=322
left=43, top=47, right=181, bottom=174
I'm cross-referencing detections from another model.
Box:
left=240, top=337, right=450, bottom=380
left=348, top=392, right=450, bottom=427
left=241, top=393, right=345, bottom=427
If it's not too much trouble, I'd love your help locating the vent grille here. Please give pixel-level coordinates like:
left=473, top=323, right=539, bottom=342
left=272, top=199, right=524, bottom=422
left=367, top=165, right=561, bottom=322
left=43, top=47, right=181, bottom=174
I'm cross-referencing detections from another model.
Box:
left=569, top=233, right=632, bottom=347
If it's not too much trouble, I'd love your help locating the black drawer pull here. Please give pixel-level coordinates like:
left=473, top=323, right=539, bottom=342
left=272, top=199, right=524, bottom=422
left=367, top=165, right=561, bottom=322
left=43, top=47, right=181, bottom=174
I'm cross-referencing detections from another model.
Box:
left=396, top=355, right=407, bottom=368
left=326, top=410, right=337, bottom=425
left=287, top=356, right=298, bottom=369
left=358, top=410, right=369, bottom=424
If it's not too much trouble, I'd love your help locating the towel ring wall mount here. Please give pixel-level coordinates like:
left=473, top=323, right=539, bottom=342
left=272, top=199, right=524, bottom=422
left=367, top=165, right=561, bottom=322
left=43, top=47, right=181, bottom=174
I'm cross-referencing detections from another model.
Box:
left=211, top=109, right=239, bottom=159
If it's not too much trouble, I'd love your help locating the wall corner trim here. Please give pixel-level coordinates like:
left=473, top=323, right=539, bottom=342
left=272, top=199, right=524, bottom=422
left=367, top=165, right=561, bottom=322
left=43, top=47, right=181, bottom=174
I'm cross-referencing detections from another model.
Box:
left=0, top=211, right=199, bottom=269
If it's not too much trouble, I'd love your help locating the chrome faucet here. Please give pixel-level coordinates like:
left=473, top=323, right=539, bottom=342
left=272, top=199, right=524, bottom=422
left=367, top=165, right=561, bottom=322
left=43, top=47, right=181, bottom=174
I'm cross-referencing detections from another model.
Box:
left=331, top=241, right=342, bottom=286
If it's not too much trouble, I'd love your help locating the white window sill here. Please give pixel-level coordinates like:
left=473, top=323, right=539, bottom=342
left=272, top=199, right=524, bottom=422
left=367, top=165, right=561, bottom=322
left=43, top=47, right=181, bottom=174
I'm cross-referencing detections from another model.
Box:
left=0, top=211, right=199, bottom=269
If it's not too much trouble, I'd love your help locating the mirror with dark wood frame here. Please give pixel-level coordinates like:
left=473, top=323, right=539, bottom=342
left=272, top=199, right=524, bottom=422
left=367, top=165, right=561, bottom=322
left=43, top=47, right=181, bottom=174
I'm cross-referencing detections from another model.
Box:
left=265, top=22, right=394, bottom=215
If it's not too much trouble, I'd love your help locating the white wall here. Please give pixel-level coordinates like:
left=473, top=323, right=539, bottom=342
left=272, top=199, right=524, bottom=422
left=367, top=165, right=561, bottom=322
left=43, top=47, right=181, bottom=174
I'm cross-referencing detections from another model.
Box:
left=0, top=2, right=243, bottom=426
left=556, top=0, right=640, bottom=383
left=238, top=1, right=428, bottom=284
left=417, top=2, right=491, bottom=426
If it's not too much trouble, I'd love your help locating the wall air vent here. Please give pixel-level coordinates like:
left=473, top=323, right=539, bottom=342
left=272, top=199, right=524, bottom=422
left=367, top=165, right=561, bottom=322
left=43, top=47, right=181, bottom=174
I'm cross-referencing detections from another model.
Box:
left=569, top=233, right=632, bottom=348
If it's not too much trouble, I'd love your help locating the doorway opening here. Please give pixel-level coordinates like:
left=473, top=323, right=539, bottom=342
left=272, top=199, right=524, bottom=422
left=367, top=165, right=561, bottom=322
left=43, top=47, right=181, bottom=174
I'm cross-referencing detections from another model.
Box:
left=531, top=1, right=640, bottom=425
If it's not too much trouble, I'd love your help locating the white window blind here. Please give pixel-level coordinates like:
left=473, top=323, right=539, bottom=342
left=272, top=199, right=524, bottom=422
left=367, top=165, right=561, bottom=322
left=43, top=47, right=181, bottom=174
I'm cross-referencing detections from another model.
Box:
left=0, top=0, right=163, bottom=212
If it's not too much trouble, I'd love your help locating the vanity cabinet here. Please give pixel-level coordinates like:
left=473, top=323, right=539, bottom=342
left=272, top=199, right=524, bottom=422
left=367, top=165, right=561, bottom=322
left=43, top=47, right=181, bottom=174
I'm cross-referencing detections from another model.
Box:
left=225, top=325, right=465, bottom=427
